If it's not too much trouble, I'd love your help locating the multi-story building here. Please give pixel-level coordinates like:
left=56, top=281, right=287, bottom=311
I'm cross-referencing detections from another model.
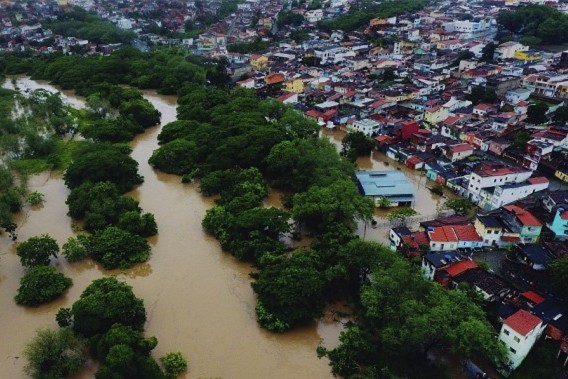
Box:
left=494, top=41, right=529, bottom=61
left=466, top=162, right=533, bottom=203
left=499, top=309, right=545, bottom=371
left=502, top=205, right=543, bottom=244
left=549, top=206, right=568, bottom=241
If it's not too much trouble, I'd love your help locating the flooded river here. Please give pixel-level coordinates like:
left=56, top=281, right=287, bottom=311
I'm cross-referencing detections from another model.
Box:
left=0, top=78, right=339, bottom=379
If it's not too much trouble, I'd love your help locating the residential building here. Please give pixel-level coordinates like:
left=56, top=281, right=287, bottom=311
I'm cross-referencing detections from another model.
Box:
left=466, top=162, right=533, bottom=203
left=478, top=177, right=549, bottom=211
left=348, top=118, right=382, bottom=136
left=499, top=309, right=545, bottom=372
left=503, top=205, right=543, bottom=243
left=421, top=252, right=470, bottom=281
left=549, top=206, right=568, bottom=240
left=427, top=224, right=483, bottom=251
left=494, top=41, right=529, bottom=61
left=474, top=215, right=503, bottom=247
left=445, top=143, right=474, bottom=162
left=250, top=54, right=268, bottom=70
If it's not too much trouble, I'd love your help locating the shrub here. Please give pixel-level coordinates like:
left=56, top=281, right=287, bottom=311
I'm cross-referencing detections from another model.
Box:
left=160, top=352, right=188, bottom=378
left=15, top=266, right=72, bottom=306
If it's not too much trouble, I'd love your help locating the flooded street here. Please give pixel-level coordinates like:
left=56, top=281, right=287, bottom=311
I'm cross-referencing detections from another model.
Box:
left=0, top=78, right=338, bottom=379
left=321, top=128, right=453, bottom=244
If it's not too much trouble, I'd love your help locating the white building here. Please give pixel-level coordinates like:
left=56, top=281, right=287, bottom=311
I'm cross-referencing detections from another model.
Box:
left=494, top=42, right=529, bottom=61
left=349, top=118, right=382, bottom=136
left=478, top=177, right=550, bottom=211
left=466, top=163, right=533, bottom=203
left=505, top=88, right=532, bottom=104
left=499, top=309, right=545, bottom=371
left=305, top=9, right=324, bottom=23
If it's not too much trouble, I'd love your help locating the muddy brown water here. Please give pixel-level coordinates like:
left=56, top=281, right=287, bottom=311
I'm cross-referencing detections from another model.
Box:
left=0, top=78, right=340, bottom=379
left=321, top=128, right=453, bottom=244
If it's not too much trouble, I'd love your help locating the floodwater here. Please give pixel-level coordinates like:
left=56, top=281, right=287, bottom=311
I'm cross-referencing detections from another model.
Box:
left=0, top=78, right=339, bottom=379
left=321, top=128, right=453, bottom=244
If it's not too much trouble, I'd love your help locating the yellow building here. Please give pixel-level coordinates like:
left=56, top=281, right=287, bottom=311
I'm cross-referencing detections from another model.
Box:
left=514, top=51, right=542, bottom=62
left=250, top=54, right=268, bottom=71
left=285, top=79, right=305, bottom=94
left=555, top=167, right=568, bottom=182
left=424, top=105, right=448, bottom=125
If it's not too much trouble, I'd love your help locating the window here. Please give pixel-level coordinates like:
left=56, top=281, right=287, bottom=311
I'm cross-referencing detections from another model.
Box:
left=503, top=329, right=510, bottom=335
left=432, top=243, right=436, bottom=247
left=514, top=336, right=520, bottom=343
left=509, top=347, right=517, bottom=354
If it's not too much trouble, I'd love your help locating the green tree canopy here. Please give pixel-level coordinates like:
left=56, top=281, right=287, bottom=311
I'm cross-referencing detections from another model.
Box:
left=17, top=234, right=59, bottom=267
left=70, top=277, right=146, bottom=336
left=293, top=180, right=374, bottom=234
left=64, top=142, right=142, bottom=192
left=526, top=103, right=549, bottom=125
left=443, top=198, right=474, bottom=215
left=88, top=226, right=151, bottom=269
left=23, top=328, right=87, bottom=379
left=253, top=249, right=326, bottom=331
left=15, top=266, right=72, bottom=306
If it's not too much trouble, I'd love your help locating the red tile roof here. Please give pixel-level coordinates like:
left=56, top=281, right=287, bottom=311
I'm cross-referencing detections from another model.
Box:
left=561, top=210, right=568, bottom=220
left=504, top=205, right=542, bottom=227
left=445, top=260, right=478, bottom=277
left=406, top=156, right=423, bottom=165
left=521, top=291, right=545, bottom=305
left=527, top=177, right=549, bottom=185
left=504, top=309, right=542, bottom=336
left=428, top=225, right=458, bottom=242
left=452, top=225, right=482, bottom=241
left=449, top=143, right=474, bottom=153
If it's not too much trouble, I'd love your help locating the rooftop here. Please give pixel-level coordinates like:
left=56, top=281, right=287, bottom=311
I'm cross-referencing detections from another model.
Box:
left=504, top=205, right=542, bottom=227
left=503, top=309, right=542, bottom=336
left=356, top=170, right=415, bottom=199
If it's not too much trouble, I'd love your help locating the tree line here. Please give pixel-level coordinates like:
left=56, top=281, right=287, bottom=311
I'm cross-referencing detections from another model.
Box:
left=497, top=4, right=568, bottom=46
left=318, top=0, right=428, bottom=33
left=148, top=75, right=505, bottom=376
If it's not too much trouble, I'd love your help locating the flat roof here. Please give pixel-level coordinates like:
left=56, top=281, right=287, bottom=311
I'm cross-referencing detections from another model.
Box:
left=356, top=170, right=415, bottom=199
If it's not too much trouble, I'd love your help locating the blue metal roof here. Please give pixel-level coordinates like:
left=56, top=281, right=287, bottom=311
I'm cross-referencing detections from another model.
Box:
left=356, top=170, right=416, bottom=199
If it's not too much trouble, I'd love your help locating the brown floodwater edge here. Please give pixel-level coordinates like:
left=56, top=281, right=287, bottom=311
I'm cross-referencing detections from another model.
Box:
left=0, top=77, right=339, bottom=379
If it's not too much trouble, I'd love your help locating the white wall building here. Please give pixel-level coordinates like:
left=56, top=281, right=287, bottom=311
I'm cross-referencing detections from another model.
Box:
left=494, top=42, right=529, bottom=61
left=499, top=309, right=545, bottom=371
left=466, top=164, right=533, bottom=203
left=349, top=118, right=382, bottom=136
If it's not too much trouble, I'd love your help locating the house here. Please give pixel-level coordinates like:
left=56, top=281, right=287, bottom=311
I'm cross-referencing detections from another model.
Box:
left=250, top=54, right=268, bottom=70
left=505, top=88, right=531, bottom=105
left=499, top=309, right=545, bottom=371
left=265, top=73, right=285, bottom=86
left=543, top=191, right=568, bottom=213
left=277, top=92, right=298, bottom=104
left=549, top=206, right=568, bottom=240
left=474, top=215, right=503, bottom=247
left=466, top=162, right=532, bottom=203
left=453, top=268, right=511, bottom=302
left=478, top=177, right=549, bottom=211
left=236, top=78, right=255, bottom=89
left=503, top=205, right=543, bottom=244
left=494, top=41, right=529, bottom=61
left=421, top=252, right=470, bottom=281
left=388, top=226, right=412, bottom=251
left=556, top=165, right=568, bottom=183
left=514, top=245, right=554, bottom=271
left=445, top=143, right=474, bottom=162
left=424, top=105, right=449, bottom=125
left=523, top=139, right=554, bottom=171
left=355, top=170, right=415, bottom=207
left=285, top=79, right=305, bottom=93
left=427, top=224, right=483, bottom=251
left=348, top=118, right=382, bottom=137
